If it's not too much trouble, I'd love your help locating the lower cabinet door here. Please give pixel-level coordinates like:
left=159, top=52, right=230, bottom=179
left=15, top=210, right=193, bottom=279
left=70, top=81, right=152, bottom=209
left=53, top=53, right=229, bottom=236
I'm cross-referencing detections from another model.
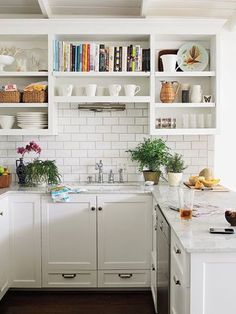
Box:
left=44, top=271, right=97, bottom=287
left=9, top=194, right=41, bottom=288
left=98, top=270, right=150, bottom=288
left=97, top=194, right=152, bottom=270
left=42, top=195, right=97, bottom=287
left=151, top=252, right=157, bottom=313
left=0, top=197, right=9, bottom=300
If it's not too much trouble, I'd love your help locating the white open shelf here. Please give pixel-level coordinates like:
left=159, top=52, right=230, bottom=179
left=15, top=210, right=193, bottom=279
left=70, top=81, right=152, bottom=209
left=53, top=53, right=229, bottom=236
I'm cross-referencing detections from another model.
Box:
left=0, top=72, right=48, bottom=77
left=54, top=96, right=151, bottom=103
left=155, top=71, right=215, bottom=77
left=154, top=102, right=215, bottom=108
left=0, top=103, right=48, bottom=108
left=152, top=128, right=217, bottom=135
left=53, top=71, right=150, bottom=77
left=0, top=129, right=51, bottom=135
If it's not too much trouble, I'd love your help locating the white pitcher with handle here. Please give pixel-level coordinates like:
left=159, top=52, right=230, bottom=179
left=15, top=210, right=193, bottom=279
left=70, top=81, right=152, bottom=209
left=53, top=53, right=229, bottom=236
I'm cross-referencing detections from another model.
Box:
left=161, top=54, right=182, bottom=72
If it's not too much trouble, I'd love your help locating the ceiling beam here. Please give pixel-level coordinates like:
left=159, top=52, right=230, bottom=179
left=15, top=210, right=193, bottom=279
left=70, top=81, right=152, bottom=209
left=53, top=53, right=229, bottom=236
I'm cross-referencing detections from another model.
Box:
left=140, top=0, right=149, bottom=17
left=37, top=0, right=51, bottom=18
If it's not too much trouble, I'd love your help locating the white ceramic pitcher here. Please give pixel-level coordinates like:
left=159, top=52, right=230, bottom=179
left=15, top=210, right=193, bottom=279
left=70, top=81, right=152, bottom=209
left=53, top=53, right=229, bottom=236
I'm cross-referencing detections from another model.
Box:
left=161, top=54, right=180, bottom=72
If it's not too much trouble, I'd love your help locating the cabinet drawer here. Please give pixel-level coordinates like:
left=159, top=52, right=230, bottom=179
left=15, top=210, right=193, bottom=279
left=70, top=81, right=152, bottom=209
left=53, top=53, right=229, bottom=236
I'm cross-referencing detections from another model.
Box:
left=171, top=247, right=189, bottom=288
left=171, top=231, right=188, bottom=274
left=98, top=270, right=150, bottom=288
left=43, top=271, right=97, bottom=287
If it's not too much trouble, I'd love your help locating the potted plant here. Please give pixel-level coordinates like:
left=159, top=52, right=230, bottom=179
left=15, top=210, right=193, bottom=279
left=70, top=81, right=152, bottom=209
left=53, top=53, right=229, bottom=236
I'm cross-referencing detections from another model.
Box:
left=166, top=153, right=187, bottom=187
left=126, top=138, right=170, bottom=185
left=25, top=159, right=61, bottom=187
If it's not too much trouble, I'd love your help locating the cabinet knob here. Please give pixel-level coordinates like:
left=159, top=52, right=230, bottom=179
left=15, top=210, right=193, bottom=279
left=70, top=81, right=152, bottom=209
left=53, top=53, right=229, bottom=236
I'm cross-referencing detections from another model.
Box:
left=0, top=212, right=3, bottom=216
left=174, top=245, right=181, bottom=254
left=151, top=264, right=155, bottom=271
left=173, top=275, right=181, bottom=285
left=91, top=207, right=96, bottom=211
left=62, top=274, right=76, bottom=279
left=98, top=207, right=103, bottom=211
left=118, top=273, right=133, bottom=279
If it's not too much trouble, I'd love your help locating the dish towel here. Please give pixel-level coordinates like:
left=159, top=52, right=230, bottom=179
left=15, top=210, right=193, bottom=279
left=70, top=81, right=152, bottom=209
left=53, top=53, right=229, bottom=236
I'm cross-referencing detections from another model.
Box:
left=50, top=186, right=87, bottom=202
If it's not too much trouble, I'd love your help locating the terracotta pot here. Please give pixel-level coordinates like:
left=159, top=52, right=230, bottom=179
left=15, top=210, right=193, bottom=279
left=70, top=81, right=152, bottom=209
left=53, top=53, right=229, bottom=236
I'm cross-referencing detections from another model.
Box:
left=168, top=172, right=183, bottom=187
left=160, top=81, right=180, bottom=103
left=143, top=171, right=161, bottom=185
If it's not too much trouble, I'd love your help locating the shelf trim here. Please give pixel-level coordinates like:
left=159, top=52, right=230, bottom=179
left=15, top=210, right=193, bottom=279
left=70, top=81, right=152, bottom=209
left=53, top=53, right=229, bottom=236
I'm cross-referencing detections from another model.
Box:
left=53, top=71, right=151, bottom=77
left=0, top=72, right=48, bottom=77
left=54, top=96, right=151, bottom=103
left=155, top=71, right=215, bottom=77
left=0, top=103, right=48, bottom=108
left=154, top=102, right=215, bottom=108
left=151, top=128, right=217, bottom=135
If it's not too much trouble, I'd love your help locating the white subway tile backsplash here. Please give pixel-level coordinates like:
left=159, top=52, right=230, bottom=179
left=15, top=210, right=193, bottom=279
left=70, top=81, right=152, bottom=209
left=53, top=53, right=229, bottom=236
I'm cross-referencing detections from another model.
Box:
left=0, top=103, right=213, bottom=181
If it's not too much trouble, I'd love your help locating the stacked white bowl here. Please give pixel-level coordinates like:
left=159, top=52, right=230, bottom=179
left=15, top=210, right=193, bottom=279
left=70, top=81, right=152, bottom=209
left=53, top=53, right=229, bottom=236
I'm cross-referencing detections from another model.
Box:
left=0, top=115, right=15, bottom=129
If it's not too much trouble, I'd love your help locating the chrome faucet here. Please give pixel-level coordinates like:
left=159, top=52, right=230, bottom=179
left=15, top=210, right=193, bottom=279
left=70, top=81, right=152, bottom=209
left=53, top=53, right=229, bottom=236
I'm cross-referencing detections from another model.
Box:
left=95, top=160, right=103, bottom=183
left=108, top=169, right=115, bottom=183
left=118, top=168, right=124, bottom=183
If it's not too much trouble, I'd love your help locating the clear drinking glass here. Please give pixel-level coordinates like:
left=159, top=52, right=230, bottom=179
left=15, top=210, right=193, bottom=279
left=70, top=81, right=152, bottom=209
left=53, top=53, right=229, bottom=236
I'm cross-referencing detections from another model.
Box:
left=178, top=188, right=195, bottom=220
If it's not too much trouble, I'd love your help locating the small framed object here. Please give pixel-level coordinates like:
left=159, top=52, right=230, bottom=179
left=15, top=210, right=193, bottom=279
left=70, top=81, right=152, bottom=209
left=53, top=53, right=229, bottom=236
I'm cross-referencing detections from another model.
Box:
left=203, top=95, right=213, bottom=103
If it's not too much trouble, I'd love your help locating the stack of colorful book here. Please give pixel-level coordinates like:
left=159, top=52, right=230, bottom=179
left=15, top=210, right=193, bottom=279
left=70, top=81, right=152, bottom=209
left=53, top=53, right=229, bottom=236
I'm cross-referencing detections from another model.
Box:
left=53, top=41, right=150, bottom=72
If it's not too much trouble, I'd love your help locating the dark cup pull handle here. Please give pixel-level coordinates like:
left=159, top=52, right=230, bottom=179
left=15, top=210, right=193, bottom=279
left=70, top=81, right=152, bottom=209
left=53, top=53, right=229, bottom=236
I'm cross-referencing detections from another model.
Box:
left=98, top=207, right=102, bottom=211
left=62, top=274, right=76, bottom=279
left=118, top=273, right=133, bottom=279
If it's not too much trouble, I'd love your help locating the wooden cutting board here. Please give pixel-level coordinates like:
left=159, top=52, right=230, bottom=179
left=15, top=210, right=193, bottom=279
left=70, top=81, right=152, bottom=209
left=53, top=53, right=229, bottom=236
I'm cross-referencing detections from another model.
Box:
left=184, top=182, right=230, bottom=192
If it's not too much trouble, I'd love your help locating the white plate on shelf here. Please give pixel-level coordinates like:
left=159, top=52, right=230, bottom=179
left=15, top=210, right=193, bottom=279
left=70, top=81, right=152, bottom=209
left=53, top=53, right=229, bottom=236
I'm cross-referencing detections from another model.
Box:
left=18, top=124, right=48, bottom=129
left=177, top=42, right=209, bottom=71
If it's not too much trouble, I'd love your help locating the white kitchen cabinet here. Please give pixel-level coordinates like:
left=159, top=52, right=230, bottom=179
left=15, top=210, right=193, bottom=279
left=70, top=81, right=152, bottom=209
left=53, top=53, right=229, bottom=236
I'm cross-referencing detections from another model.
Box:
left=0, top=196, right=9, bottom=300
left=170, top=230, right=190, bottom=314
left=9, top=194, right=41, bottom=288
left=42, top=195, right=97, bottom=287
left=97, top=194, right=152, bottom=270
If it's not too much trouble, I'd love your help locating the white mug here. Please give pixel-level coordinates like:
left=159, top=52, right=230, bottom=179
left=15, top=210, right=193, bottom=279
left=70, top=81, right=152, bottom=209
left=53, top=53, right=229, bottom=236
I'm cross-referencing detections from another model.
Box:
left=108, top=84, right=121, bottom=96
left=73, top=86, right=84, bottom=96
left=197, top=114, right=205, bottom=128
left=124, top=84, right=141, bottom=96
left=160, top=54, right=182, bottom=72
left=190, top=114, right=197, bottom=128
left=96, top=86, right=106, bottom=96
left=182, top=114, right=189, bottom=128
left=85, top=84, right=97, bottom=96
left=57, top=84, right=73, bottom=96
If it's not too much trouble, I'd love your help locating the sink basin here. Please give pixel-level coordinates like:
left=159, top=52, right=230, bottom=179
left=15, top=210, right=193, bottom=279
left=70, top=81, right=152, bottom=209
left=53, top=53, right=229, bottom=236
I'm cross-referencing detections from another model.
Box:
left=69, top=183, right=147, bottom=193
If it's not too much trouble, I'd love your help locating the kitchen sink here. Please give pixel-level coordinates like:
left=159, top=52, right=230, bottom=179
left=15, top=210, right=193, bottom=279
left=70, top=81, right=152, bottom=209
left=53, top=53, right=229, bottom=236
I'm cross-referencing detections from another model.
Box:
left=70, top=183, right=147, bottom=193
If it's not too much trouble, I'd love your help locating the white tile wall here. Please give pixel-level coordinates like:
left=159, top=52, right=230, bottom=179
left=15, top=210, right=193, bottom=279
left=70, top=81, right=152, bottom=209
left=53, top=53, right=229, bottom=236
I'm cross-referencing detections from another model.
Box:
left=0, top=103, right=214, bottom=183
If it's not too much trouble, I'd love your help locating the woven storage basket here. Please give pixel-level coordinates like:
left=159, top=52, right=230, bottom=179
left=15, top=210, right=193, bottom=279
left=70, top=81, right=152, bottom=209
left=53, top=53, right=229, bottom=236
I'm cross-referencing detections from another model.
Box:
left=0, top=174, right=12, bottom=188
left=0, top=91, right=21, bottom=103
left=23, top=90, right=47, bottom=103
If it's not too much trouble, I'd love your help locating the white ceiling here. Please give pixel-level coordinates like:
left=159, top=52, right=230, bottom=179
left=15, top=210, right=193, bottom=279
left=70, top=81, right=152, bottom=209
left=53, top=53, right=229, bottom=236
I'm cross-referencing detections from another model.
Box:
left=0, top=0, right=235, bottom=22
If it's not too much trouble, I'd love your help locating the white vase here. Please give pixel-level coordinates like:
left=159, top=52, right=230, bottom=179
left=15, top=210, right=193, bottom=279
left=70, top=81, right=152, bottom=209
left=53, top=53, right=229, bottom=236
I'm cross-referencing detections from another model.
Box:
left=190, top=85, right=202, bottom=103
left=168, top=172, right=183, bottom=187
left=0, top=55, right=15, bottom=71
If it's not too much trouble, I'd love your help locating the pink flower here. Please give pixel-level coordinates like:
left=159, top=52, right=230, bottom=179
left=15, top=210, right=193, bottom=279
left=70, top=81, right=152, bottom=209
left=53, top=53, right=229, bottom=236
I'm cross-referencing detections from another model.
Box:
left=17, top=141, right=42, bottom=157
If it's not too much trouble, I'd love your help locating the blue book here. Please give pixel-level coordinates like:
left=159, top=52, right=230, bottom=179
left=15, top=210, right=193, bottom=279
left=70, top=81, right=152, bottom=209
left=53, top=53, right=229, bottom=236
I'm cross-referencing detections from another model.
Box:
left=77, top=45, right=80, bottom=72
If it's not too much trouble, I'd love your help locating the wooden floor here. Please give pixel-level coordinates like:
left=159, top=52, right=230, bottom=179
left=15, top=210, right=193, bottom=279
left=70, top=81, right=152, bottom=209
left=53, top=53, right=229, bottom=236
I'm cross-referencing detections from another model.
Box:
left=0, top=290, right=156, bottom=314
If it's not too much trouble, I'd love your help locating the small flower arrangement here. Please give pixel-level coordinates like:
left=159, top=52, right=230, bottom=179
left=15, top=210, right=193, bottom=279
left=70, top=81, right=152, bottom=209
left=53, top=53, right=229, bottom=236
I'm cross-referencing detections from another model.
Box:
left=17, top=141, right=41, bottom=158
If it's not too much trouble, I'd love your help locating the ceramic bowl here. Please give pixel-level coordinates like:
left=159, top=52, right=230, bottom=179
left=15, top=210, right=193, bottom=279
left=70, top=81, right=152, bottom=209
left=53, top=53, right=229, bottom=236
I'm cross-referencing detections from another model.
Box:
left=0, top=55, right=15, bottom=71
left=225, top=211, right=236, bottom=226
left=0, top=115, right=15, bottom=129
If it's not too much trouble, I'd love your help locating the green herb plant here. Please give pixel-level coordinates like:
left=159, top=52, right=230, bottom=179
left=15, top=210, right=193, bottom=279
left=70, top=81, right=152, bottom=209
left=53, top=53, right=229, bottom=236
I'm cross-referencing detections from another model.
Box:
left=166, top=153, right=187, bottom=173
left=25, top=159, right=61, bottom=186
left=126, top=138, right=170, bottom=172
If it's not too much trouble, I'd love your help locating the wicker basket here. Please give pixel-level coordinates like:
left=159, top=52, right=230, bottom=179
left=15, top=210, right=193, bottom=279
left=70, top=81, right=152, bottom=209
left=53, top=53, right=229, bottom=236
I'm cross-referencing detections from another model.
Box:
left=0, top=91, right=21, bottom=103
left=23, top=90, right=47, bottom=103
left=0, top=174, right=12, bottom=188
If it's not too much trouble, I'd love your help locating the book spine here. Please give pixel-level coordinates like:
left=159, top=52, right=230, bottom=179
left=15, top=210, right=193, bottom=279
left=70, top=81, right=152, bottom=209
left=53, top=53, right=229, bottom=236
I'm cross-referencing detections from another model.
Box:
left=82, top=44, right=85, bottom=71
left=72, top=45, right=75, bottom=72
left=66, top=43, right=70, bottom=72
left=79, top=44, right=82, bottom=71
left=135, top=45, right=140, bottom=72
left=70, top=44, right=73, bottom=71
left=122, top=46, right=127, bottom=72
left=53, top=40, right=56, bottom=71
left=94, top=44, right=99, bottom=72
left=105, top=47, right=109, bottom=72
left=142, top=49, right=145, bottom=71
left=146, top=49, right=150, bottom=71
left=90, top=43, right=94, bottom=71
left=59, top=41, right=63, bottom=72
left=139, top=48, right=142, bottom=72
left=131, top=46, right=136, bottom=72
left=99, top=44, right=106, bottom=72
left=108, top=46, right=114, bottom=72
left=87, top=43, right=90, bottom=71
left=119, top=46, right=122, bottom=72
left=114, top=46, right=120, bottom=72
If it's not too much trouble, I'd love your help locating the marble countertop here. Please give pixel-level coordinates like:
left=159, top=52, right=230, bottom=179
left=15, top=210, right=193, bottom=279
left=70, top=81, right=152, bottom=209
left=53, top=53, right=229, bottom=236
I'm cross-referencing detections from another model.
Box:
left=152, top=185, right=236, bottom=253
left=2, top=182, right=236, bottom=253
